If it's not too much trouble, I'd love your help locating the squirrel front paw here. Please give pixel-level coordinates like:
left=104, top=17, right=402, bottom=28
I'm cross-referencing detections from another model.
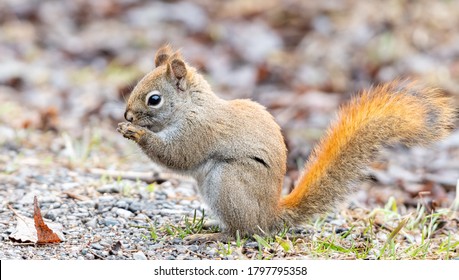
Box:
left=117, top=122, right=146, bottom=142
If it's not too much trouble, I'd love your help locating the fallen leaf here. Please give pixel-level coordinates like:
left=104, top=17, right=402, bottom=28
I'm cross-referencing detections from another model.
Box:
left=33, top=196, right=62, bottom=244
left=38, top=106, right=59, bottom=132
left=9, top=211, right=38, bottom=243
left=8, top=197, right=64, bottom=244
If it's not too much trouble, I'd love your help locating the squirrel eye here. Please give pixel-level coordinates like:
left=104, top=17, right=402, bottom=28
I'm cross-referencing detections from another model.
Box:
left=145, top=91, right=163, bottom=108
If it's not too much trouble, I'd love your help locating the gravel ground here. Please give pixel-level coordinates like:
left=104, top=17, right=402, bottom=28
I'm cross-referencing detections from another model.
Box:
left=1, top=128, right=458, bottom=260
left=0, top=127, right=316, bottom=260
left=0, top=165, right=202, bottom=260
left=0, top=128, right=209, bottom=260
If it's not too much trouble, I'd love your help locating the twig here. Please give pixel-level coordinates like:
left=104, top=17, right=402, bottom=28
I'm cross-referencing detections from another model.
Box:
left=89, top=249, right=107, bottom=260
left=88, top=168, right=177, bottom=183
left=62, top=191, right=90, bottom=201
left=373, top=221, right=394, bottom=232
left=7, top=204, right=25, bottom=219
left=186, top=248, right=208, bottom=259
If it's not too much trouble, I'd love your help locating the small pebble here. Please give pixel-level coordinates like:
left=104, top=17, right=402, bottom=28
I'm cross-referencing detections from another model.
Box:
left=116, top=208, right=134, bottom=219
left=77, top=200, right=96, bottom=208
left=97, top=184, right=121, bottom=194
left=150, top=243, right=164, bottom=249
left=162, top=188, right=176, bottom=198
left=100, top=241, right=111, bottom=247
left=188, top=245, right=199, bottom=252
left=207, top=248, right=217, bottom=257
left=179, top=200, right=191, bottom=206
left=115, top=200, right=128, bottom=209
left=160, top=209, right=187, bottom=215
left=175, top=245, right=187, bottom=254
left=99, top=196, right=116, bottom=203
left=128, top=201, right=142, bottom=212
left=86, top=218, right=98, bottom=229
left=61, top=182, right=79, bottom=190
left=245, top=242, right=258, bottom=248
left=104, top=217, right=120, bottom=226
left=91, top=243, right=103, bottom=250
left=134, top=213, right=148, bottom=221
left=133, top=251, right=147, bottom=260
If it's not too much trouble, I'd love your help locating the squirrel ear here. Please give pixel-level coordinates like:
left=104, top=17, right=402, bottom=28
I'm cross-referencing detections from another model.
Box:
left=169, top=58, right=187, bottom=80
left=167, top=52, right=187, bottom=80
left=167, top=53, right=187, bottom=91
left=154, top=44, right=173, bottom=67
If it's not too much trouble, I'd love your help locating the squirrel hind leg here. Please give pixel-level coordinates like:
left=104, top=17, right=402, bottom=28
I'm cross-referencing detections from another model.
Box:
left=201, top=161, right=284, bottom=237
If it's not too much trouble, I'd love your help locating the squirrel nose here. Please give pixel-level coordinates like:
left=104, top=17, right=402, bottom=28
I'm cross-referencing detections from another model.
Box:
left=124, top=110, right=134, bottom=122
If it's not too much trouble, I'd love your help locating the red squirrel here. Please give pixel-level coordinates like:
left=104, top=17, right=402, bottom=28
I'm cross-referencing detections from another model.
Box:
left=118, top=45, right=455, bottom=242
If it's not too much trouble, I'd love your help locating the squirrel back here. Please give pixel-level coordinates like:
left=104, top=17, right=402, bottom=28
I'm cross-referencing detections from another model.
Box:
left=281, top=82, right=456, bottom=224
left=119, top=46, right=456, bottom=238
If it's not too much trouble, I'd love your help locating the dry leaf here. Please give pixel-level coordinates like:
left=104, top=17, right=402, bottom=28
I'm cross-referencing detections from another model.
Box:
left=8, top=197, right=64, bottom=244
left=9, top=212, right=38, bottom=243
left=33, top=196, right=62, bottom=244
left=38, top=106, right=59, bottom=132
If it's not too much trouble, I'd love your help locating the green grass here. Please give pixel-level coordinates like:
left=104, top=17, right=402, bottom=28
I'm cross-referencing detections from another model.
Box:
left=301, top=198, right=458, bottom=260
left=217, top=241, right=233, bottom=256
left=131, top=197, right=458, bottom=260
left=136, top=209, right=217, bottom=241
left=263, top=199, right=455, bottom=259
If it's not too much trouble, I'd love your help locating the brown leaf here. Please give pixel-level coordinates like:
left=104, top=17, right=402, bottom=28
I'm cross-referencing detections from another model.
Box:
left=9, top=200, right=64, bottom=244
left=33, top=196, right=62, bottom=244
left=38, top=106, right=59, bottom=132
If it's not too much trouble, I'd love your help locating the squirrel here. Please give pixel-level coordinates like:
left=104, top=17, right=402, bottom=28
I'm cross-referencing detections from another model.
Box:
left=117, top=45, right=456, bottom=242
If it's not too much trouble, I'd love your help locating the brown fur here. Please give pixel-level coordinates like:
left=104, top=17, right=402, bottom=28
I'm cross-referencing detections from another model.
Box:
left=118, top=46, right=456, bottom=238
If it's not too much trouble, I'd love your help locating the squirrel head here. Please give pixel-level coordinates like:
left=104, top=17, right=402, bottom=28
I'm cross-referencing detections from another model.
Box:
left=123, top=45, right=210, bottom=132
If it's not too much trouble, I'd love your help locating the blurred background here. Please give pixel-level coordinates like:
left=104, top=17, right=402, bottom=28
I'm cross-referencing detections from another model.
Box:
left=1, top=0, right=458, bottom=205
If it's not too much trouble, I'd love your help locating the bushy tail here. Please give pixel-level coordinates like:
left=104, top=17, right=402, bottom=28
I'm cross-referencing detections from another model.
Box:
left=280, top=81, right=456, bottom=224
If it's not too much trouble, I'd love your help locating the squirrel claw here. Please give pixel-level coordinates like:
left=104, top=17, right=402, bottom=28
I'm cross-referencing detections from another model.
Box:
left=117, top=122, right=145, bottom=142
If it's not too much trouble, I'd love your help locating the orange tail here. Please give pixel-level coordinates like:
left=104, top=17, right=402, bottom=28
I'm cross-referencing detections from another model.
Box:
left=280, top=82, right=456, bottom=224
